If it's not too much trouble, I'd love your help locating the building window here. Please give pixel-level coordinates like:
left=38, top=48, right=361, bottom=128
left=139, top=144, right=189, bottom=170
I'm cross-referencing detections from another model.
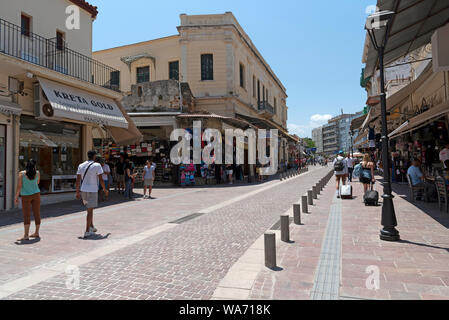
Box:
left=56, top=30, right=65, bottom=50
left=252, top=76, right=256, bottom=98
left=257, top=80, right=260, bottom=105
left=274, top=97, right=277, bottom=114
left=136, top=66, right=150, bottom=84
left=201, top=54, right=213, bottom=81
left=169, top=61, right=179, bottom=81
left=239, top=63, right=245, bottom=89
left=21, top=14, right=31, bottom=37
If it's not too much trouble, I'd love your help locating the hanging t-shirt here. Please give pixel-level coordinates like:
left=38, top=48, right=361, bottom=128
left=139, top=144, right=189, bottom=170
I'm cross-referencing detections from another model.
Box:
left=439, top=148, right=449, bottom=168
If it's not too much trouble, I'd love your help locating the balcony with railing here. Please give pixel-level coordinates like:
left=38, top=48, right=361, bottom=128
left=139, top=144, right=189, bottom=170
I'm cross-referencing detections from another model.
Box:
left=257, top=101, right=274, bottom=119
left=0, top=18, right=120, bottom=91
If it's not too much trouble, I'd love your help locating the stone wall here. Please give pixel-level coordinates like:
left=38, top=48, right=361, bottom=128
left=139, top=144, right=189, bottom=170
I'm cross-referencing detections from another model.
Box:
left=122, top=80, right=194, bottom=113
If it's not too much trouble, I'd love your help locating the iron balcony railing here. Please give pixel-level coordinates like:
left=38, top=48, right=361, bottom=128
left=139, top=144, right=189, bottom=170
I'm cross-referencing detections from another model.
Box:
left=258, top=101, right=274, bottom=114
left=0, top=18, right=120, bottom=91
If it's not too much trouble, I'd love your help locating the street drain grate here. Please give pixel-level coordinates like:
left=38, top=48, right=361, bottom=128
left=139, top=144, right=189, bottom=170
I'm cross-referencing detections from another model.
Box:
left=270, top=217, right=293, bottom=230
left=170, top=213, right=205, bottom=224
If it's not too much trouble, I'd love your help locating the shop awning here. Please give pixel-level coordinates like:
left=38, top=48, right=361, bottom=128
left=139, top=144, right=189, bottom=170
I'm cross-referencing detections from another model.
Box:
left=129, top=113, right=180, bottom=127
left=0, top=100, right=21, bottom=116
left=354, top=131, right=368, bottom=145
left=106, top=100, right=143, bottom=145
left=38, top=77, right=128, bottom=128
left=360, top=107, right=374, bottom=131
left=351, top=114, right=368, bottom=131
left=388, top=120, right=410, bottom=138
left=390, top=99, right=449, bottom=139
left=364, top=0, right=449, bottom=78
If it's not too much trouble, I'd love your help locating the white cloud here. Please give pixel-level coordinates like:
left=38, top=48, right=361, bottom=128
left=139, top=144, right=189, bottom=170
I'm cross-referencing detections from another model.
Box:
left=287, top=123, right=307, bottom=136
left=310, top=114, right=332, bottom=123
left=288, top=114, right=334, bottom=138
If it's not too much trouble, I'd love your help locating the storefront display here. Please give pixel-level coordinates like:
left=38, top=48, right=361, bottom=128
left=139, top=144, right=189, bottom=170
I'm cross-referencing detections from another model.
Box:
left=19, top=116, right=82, bottom=194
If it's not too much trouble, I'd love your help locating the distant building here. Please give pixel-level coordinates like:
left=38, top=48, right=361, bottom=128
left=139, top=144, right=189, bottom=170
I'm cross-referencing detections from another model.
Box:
left=313, top=111, right=364, bottom=157
left=312, top=126, right=323, bottom=154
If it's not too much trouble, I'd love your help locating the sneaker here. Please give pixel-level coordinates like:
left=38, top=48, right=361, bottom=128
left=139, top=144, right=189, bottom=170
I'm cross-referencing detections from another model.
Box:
left=84, top=231, right=93, bottom=238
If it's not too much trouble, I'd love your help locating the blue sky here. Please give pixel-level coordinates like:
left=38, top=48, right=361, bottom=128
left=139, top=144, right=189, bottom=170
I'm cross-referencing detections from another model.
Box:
left=89, top=0, right=374, bottom=137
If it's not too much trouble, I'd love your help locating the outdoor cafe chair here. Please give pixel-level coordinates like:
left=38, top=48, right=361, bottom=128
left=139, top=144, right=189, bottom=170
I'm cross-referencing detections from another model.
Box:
left=435, top=176, right=449, bottom=213
left=407, top=174, right=425, bottom=203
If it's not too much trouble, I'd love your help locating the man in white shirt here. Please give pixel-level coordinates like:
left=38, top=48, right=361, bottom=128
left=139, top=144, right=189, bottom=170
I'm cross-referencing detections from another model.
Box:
left=76, top=150, right=108, bottom=238
left=439, top=143, right=449, bottom=169
left=333, top=151, right=348, bottom=198
left=346, top=155, right=354, bottom=182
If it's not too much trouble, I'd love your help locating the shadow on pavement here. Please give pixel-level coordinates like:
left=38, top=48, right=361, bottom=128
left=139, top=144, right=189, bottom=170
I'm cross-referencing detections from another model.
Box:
left=14, top=238, right=41, bottom=245
left=0, top=192, right=145, bottom=230
left=78, top=233, right=111, bottom=241
left=399, top=240, right=449, bottom=253
left=376, top=177, right=449, bottom=229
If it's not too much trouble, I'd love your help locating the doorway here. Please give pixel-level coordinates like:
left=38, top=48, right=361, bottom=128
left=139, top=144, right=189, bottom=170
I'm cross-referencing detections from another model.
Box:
left=0, top=125, right=6, bottom=210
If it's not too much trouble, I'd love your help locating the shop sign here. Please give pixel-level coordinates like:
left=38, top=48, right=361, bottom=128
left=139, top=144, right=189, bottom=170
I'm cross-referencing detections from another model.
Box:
left=38, top=77, right=128, bottom=128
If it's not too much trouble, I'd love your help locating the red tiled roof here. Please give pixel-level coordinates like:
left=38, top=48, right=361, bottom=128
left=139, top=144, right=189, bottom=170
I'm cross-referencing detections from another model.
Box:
left=69, top=0, right=98, bottom=18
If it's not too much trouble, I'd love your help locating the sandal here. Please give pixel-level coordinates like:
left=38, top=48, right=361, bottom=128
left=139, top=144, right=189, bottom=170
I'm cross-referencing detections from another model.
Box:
left=17, top=236, right=30, bottom=242
left=30, top=234, right=40, bottom=238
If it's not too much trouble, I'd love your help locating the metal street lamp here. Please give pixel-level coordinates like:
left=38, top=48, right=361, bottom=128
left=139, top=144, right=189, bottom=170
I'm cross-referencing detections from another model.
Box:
left=365, top=10, right=400, bottom=242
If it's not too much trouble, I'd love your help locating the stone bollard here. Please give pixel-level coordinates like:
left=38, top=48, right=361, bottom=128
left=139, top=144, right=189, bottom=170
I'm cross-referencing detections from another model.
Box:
left=293, top=204, right=301, bottom=225
left=281, top=215, right=290, bottom=242
left=264, top=232, right=277, bottom=269
left=308, top=190, right=314, bottom=206
left=301, top=195, right=308, bottom=214
left=316, top=184, right=321, bottom=195
left=312, top=186, right=318, bottom=199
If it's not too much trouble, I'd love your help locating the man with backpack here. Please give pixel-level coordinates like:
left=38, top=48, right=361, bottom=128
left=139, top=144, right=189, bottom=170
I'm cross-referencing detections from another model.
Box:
left=333, top=151, right=348, bottom=198
left=76, top=150, right=108, bottom=238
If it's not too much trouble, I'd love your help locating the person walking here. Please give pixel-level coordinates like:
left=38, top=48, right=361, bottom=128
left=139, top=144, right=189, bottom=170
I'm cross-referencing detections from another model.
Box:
left=115, top=155, right=125, bottom=194
left=123, top=159, right=134, bottom=200
left=333, top=151, right=348, bottom=198
left=15, top=159, right=41, bottom=242
left=346, top=154, right=354, bottom=182
left=76, top=150, right=108, bottom=238
left=99, top=158, right=111, bottom=202
left=359, top=154, right=375, bottom=194
left=226, top=164, right=233, bottom=185
left=143, top=160, right=156, bottom=199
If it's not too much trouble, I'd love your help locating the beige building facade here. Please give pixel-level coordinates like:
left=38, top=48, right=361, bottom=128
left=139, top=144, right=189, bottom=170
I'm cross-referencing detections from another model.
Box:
left=0, top=0, right=139, bottom=210
left=93, top=12, right=289, bottom=130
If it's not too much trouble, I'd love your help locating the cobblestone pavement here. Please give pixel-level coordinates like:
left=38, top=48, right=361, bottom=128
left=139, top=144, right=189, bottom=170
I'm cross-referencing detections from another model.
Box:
left=1, top=166, right=331, bottom=300
left=249, top=177, right=449, bottom=300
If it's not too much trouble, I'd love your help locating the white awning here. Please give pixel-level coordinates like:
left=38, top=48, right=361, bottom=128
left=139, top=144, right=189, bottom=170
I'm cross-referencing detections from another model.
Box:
left=37, top=77, right=128, bottom=128
left=0, top=100, right=21, bottom=116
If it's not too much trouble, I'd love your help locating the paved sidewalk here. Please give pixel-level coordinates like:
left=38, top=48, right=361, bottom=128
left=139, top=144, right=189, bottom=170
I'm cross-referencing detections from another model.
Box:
left=0, top=166, right=331, bottom=300
left=248, top=177, right=449, bottom=300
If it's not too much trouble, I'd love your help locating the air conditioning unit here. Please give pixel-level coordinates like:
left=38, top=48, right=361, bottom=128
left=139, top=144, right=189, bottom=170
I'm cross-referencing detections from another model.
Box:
left=8, top=77, right=24, bottom=94
left=33, top=83, right=55, bottom=119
